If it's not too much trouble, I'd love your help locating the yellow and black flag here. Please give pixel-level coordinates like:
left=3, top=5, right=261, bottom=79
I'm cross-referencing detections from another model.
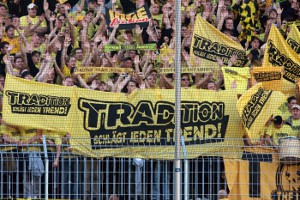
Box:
left=263, top=25, right=300, bottom=96
left=190, top=16, right=248, bottom=71
left=236, top=83, right=286, bottom=137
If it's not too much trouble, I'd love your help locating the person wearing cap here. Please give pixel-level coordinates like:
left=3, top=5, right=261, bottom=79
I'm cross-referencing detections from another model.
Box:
left=285, top=104, right=300, bottom=137
left=264, top=115, right=294, bottom=146
left=20, top=3, right=47, bottom=35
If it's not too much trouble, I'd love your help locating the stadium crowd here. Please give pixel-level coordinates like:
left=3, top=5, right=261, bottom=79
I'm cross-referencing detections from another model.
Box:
left=0, top=0, right=297, bottom=142
left=0, top=0, right=300, bottom=199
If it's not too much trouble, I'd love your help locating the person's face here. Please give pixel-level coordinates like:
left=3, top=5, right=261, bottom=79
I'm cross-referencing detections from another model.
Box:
left=150, top=4, right=160, bottom=15
left=292, top=108, right=300, bottom=119
left=274, top=123, right=283, bottom=129
left=181, top=75, right=190, bottom=88
left=225, top=19, right=234, bottom=30
left=127, top=81, right=137, bottom=94
left=152, top=20, right=159, bottom=27
left=129, top=51, right=137, bottom=59
left=150, top=71, right=158, bottom=80
left=28, top=7, right=37, bottom=17
left=147, top=75, right=156, bottom=86
left=12, top=17, right=20, bottom=27
left=99, top=83, right=108, bottom=91
left=75, top=49, right=83, bottom=61
left=85, top=12, right=93, bottom=22
left=68, top=57, right=76, bottom=67
left=32, top=53, right=40, bottom=64
left=251, top=39, right=260, bottom=49
left=156, top=29, right=162, bottom=39
left=126, top=33, right=133, bottom=42
left=59, top=5, right=66, bottom=14
left=123, top=59, right=133, bottom=68
left=269, top=10, right=277, bottom=19
left=207, top=82, right=217, bottom=91
left=63, top=77, right=74, bottom=86
left=15, top=58, right=24, bottom=69
left=164, top=36, right=170, bottom=43
left=49, top=68, right=55, bottom=78
left=58, top=16, right=66, bottom=25
left=292, top=0, right=300, bottom=10
left=288, top=99, right=298, bottom=110
left=224, top=0, right=232, bottom=8
left=6, top=28, right=15, bottom=38
left=32, top=34, right=41, bottom=45
left=181, top=26, right=188, bottom=35
left=1, top=44, right=9, bottom=54
left=0, top=6, right=7, bottom=16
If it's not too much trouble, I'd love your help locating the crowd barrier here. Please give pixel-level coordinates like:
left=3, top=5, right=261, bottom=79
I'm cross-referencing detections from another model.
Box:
left=1, top=136, right=299, bottom=200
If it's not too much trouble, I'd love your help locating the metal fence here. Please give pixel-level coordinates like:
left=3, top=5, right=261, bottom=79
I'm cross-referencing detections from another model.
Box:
left=0, top=139, right=229, bottom=200
left=1, top=137, right=299, bottom=200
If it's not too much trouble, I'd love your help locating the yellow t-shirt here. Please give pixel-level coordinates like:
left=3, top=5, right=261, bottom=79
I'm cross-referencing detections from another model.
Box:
left=20, top=15, right=47, bottom=32
left=62, top=65, right=71, bottom=77
left=265, top=124, right=293, bottom=145
left=290, top=118, right=300, bottom=136
left=2, top=36, right=21, bottom=54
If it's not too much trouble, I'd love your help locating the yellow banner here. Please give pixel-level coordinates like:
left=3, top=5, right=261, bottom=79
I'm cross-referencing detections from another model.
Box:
left=225, top=150, right=300, bottom=200
left=3, top=75, right=245, bottom=159
left=236, top=83, right=286, bottom=136
left=263, top=25, right=300, bottom=97
left=74, top=67, right=134, bottom=74
left=158, top=67, right=212, bottom=74
left=190, top=16, right=248, bottom=70
left=252, top=66, right=283, bottom=91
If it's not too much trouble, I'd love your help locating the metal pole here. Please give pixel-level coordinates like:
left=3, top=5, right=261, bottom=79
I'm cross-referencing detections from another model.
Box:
left=181, top=136, right=189, bottom=200
left=174, top=0, right=182, bottom=199
left=42, top=135, right=49, bottom=200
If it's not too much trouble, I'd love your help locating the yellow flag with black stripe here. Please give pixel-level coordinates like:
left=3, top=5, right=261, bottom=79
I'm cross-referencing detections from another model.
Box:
left=236, top=83, right=286, bottom=136
left=286, top=24, right=300, bottom=54
left=263, top=25, right=300, bottom=97
left=190, top=16, right=248, bottom=71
